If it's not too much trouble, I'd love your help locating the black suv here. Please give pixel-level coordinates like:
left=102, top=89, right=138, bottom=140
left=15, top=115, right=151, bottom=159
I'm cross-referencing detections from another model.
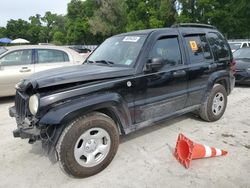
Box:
left=9, top=23, right=235, bottom=178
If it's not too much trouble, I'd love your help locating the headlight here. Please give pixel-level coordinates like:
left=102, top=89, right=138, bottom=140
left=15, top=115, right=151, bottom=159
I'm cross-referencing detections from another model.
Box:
left=29, top=94, right=39, bottom=115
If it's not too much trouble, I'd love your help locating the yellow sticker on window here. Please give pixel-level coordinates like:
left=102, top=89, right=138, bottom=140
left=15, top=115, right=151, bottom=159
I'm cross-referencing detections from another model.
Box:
left=189, top=41, right=198, bottom=51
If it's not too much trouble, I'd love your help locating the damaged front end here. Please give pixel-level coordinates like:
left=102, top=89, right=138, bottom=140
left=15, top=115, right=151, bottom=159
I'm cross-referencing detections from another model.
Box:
left=9, top=81, right=56, bottom=145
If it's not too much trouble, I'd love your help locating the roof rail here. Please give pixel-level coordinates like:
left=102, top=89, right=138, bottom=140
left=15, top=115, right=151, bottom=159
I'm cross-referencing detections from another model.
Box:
left=172, top=23, right=216, bottom=29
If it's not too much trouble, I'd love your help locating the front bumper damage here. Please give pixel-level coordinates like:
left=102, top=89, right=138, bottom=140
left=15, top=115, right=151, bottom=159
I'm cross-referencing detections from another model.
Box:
left=9, top=106, right=41, bottom=143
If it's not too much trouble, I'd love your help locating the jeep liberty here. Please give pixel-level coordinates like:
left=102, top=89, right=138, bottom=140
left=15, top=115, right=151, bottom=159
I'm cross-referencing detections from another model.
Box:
left=9, top=23, right=235, bottom=178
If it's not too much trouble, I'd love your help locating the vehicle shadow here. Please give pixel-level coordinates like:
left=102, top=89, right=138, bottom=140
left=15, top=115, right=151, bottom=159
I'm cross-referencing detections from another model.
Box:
left=29, top=142, right=58, bottom=164
left=235, top=84, right=250, bottom=88
left=0, top=96, right=15, bottom=105
left=120, top=113, right=202, bottom=144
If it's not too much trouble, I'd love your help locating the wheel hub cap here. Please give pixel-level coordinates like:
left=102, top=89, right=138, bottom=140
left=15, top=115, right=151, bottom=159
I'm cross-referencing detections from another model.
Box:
left=212, top=92, right=224, bottom=116
left=85, top=139, right=98, bottom=153
left=74, top=127, right=111, bottom=168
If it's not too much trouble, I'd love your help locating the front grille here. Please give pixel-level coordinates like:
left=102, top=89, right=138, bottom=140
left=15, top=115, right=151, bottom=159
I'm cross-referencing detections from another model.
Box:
left=15, top=91, right=27, bottom=118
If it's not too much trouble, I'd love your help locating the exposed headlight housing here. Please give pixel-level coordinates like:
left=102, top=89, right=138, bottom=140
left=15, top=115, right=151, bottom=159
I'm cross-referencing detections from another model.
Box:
left=29, top=94, right=39, bottom=115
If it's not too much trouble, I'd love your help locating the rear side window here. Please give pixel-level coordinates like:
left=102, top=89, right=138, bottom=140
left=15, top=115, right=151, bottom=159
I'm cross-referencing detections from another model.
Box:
left=207, top=32, right=230, bottom=60
left=37, top=49, right=69, bottom=63
left=149, top=37, right=182, bottom=68
left=0, top=50, right=32, bottom=66
left=184, top=35, right=212, bottom=64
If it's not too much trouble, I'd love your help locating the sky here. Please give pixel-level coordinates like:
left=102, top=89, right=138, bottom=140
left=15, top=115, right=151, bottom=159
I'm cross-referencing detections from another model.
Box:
left=0, top=0, right=71, bottom=27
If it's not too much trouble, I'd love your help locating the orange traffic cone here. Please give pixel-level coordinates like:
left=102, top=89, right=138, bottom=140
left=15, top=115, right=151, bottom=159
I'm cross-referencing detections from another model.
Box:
left=175, top=133, right=228, bottom=168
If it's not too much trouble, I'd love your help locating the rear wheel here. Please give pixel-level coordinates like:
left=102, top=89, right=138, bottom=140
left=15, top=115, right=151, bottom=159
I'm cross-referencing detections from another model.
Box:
left=56, top=112, right=119, bottom=178
left=199, top=84, right=227, bottom=122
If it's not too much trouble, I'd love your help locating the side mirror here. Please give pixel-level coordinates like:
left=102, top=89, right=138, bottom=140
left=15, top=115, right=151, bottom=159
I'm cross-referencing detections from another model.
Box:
left=146, top=58, right=164, bottom=72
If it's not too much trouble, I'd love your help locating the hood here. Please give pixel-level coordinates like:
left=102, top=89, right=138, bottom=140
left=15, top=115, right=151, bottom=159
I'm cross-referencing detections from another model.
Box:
left=24, top=64, right=134, bottom=89
left=235, top=59, right=250, bottom=70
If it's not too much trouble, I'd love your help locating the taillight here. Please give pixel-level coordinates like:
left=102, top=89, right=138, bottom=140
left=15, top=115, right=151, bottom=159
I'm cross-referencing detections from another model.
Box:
left=231, top=59, right=236, bottom=74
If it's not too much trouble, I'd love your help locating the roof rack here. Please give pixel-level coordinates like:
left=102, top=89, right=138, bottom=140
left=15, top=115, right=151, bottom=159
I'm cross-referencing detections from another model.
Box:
left=171, top=23, right=216, bottom=29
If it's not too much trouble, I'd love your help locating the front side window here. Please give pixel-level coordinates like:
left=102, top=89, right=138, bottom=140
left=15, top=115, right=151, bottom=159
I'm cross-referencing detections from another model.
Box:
left=0, top=49, right=32, bottom=66
left=149, top=37, right=182, bottom=68
left=37, top=49, right=69, bottom=63
left=88, top=35, right=146, bottom=66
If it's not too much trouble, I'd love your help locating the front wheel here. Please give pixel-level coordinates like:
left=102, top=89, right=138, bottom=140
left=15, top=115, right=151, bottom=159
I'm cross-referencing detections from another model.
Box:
left=56, top=112, right=119, bottom=178
left=199, top=84, right=227, bottom=122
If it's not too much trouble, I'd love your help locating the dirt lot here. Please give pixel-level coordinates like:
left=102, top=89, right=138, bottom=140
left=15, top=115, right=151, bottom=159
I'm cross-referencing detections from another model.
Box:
left=0, top=86, right=249, bottom=188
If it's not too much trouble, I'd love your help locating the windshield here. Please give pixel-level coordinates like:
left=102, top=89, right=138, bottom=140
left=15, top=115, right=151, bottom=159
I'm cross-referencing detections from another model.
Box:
left=88, top=35, right=146, bottom=66
left=233, top=48, right=250, bottom=60
left=0, top=47, right=7, bottom=55
left=229, top=43, right=241, bottom=51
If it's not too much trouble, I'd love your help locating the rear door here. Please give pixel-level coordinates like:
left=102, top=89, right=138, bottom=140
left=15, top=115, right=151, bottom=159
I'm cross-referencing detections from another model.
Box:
left=0, top=49, right=34, bottom=96
left=34, top=49, right=72, bottom=72
left=183, top=32, right=231, bottom=106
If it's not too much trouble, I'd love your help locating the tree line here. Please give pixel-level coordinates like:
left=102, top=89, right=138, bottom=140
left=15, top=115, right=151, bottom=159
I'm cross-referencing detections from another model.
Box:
left=0, top=0, right=249, bottom=45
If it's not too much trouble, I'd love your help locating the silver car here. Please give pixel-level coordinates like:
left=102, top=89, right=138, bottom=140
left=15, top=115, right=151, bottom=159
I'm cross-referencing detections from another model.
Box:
left=0, top=45, right=85, bottom=97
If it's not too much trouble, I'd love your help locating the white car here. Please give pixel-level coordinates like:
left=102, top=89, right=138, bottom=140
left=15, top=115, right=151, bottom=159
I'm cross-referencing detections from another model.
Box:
left=0, top=45, right=85, bottom=97
left=228, top=41, right=250, bottom=52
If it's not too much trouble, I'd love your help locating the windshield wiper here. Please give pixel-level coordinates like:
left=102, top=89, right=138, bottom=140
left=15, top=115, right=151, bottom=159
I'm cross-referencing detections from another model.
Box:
left=85, top=60, right=94, bottom=64
left=95, top=60, right=114, bottom=66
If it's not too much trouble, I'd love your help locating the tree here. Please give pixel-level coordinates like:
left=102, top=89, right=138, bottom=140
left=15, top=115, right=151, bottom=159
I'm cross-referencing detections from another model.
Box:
left=28, top=14, right=42, bottom=44
left=66, top=0, right=100, bottom=44
left=177, top=0, right=250, bottom=39
left=39, top=11, right=66, bottom=43
left=5, top=19, right=30, bottom=39
left=89, top=0, right=127, bottom=36
left=126, top=0, right=177, bottom=31
left=0, top=27, right=6, bottom=38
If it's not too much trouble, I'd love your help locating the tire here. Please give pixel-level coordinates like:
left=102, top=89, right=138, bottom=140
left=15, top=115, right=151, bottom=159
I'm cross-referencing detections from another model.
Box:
left=56, top=112, right=119, bottom=178
left=199, top=84, right=227, bottom=122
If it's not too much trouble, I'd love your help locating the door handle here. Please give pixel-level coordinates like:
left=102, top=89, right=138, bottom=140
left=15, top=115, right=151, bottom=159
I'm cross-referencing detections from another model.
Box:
left=173, top=70, right=186, bottom=77
left=19, top=67, right=31, bottom=73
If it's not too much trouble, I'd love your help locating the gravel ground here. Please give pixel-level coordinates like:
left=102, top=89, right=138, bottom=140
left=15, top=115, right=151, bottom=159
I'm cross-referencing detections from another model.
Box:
left=0, top=86, right=249, bottom=188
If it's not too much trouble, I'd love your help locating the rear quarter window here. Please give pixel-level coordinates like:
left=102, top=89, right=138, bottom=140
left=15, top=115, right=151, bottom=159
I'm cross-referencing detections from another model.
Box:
left=207, top=32, right=230, bottom=60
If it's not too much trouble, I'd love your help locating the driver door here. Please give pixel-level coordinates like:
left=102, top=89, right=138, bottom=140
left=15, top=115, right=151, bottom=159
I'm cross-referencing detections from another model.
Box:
left=134, top=36, right=188, bottom=123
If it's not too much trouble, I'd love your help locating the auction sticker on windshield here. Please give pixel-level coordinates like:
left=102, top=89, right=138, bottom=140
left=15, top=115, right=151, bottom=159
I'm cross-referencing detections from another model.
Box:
left=123, top=36, right=140, bottom=42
